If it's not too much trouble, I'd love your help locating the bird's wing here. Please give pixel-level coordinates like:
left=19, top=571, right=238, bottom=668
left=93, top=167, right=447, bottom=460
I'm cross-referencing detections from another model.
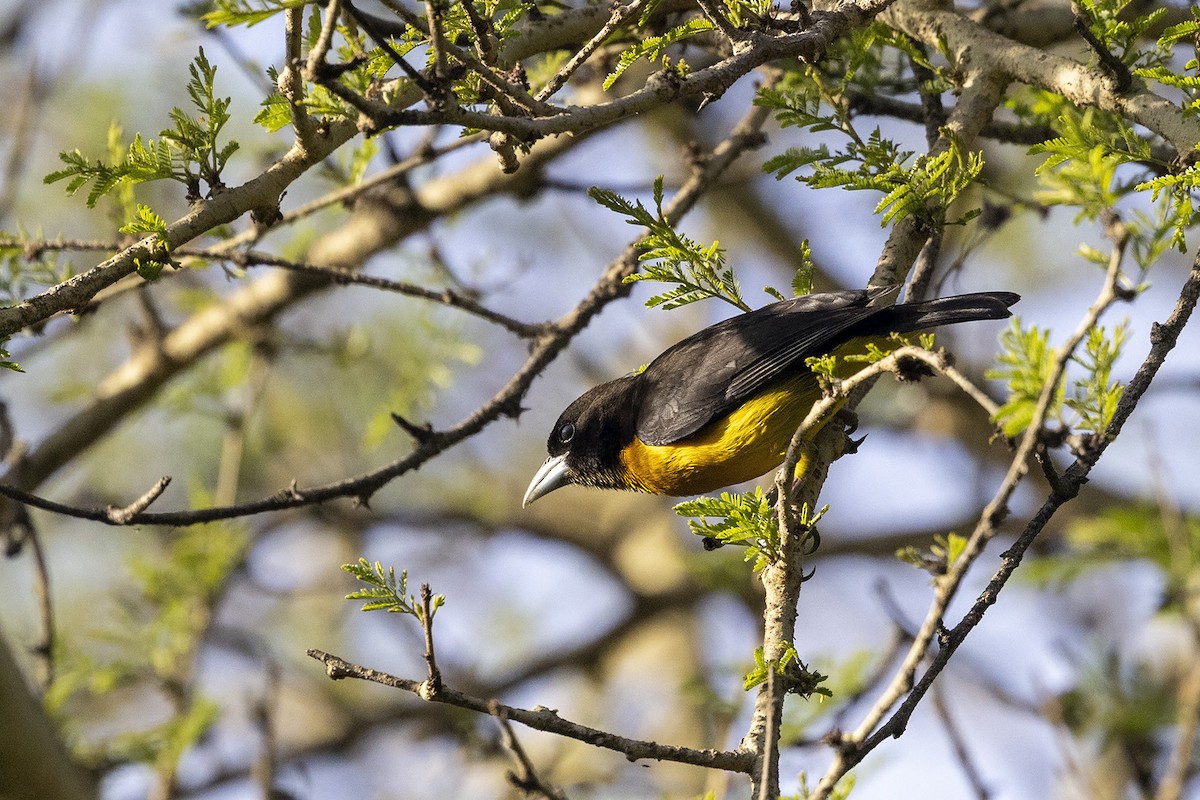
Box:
left=635, top=291, right=884, bottom=445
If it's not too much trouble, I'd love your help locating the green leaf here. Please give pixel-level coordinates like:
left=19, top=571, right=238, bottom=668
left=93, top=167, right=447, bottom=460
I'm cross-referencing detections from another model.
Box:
left=120, top=204, right=169, bottom=243
left=1065, top=322, right=1128, bottom=435
left=45, top=48, right=239, bottom=205
left=593, top=179, right=748, bottom=311
left=742, top=644, right=832, bottom=698
left=603, top=19, right=714, bottom=90
left=203, top=0, right=310, bottom=28
left=986, top=318, right=1062, bottom=437
left=342, top=558, right=445, bottom=620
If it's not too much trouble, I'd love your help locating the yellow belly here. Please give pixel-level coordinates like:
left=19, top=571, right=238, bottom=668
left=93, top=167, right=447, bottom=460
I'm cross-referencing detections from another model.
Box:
left=619, top=373, right=832, bottom=495
left=617, top=338, right=898, bottom=496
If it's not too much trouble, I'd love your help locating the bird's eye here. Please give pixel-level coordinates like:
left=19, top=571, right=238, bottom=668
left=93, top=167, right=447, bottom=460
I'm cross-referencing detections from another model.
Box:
left=557, top=422, right=576, bottom=443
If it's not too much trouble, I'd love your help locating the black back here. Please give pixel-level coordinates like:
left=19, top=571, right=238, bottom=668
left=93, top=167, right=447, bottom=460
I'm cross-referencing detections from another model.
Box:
left=634, top=289, right=1017, bottom=445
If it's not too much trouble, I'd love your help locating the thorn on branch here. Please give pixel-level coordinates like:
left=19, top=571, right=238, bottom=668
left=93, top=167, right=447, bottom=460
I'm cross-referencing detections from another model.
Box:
left=1035, top=445, right=1080, bottom=499
left=801, top=525, right=821, bottom=556
left=104, top=476, right=172, bottom=524
left=274, top=479, right=306, bottom=503
left=391, top=412, right=438, bottom=443
left=498, top=395, right=527, bottom=421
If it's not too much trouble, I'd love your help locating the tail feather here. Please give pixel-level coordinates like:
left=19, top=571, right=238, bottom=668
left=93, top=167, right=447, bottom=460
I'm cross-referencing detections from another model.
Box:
left=882, top=291, right=1019, bottom=331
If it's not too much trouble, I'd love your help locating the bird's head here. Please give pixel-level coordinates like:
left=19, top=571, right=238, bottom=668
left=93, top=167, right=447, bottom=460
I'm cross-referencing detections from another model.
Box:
left=522, top=375, right=642, bottom=507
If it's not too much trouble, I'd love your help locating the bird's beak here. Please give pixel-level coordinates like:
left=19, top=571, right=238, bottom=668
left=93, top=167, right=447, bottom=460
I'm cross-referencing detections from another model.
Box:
left=523, top=455, right=571, bottom=507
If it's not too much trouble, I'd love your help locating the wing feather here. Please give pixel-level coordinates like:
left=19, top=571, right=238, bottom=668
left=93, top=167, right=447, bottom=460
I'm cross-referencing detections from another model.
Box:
left=635, top=290, right=883, bottom=445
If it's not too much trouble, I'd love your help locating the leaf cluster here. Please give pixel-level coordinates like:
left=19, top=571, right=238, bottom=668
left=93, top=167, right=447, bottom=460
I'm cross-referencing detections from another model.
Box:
left=675, top=488, right=781, bottom=570
left=896, top=532, right=967, bottom=576
left=758, top=27, right=979, bottom=228
left=987, top=318, right=1128, bottom=439
left=46, top=49, right=238, bottom=207
left=1026, top=5, right=1200, bottom=256
left=761, top=92, right=983, bottom=228
left=343, top=558, right=445, bottom=622
left=743, top=643, right=832, bottom=699
left=202, top=0, right=310, bottom=28
left=591, top=177, right=749, bottom=311
left=119, top=204, right=173, bottom=280
left=1073, top=0, right=1171, bottom=73
left=604, top=18, right=713, bottom=90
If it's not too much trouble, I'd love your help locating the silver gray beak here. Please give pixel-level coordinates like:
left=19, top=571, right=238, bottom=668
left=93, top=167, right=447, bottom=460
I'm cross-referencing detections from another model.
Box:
left=522, top=455, right=571, bottom=507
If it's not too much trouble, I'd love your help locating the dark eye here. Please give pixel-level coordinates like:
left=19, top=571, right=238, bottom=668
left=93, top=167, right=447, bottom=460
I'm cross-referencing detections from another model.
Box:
left=557, top=421, right=576, bottom=443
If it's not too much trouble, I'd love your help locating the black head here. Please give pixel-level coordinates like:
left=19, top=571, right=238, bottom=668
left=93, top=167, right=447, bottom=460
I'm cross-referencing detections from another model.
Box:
left=523, top=374, right=642, bottom=506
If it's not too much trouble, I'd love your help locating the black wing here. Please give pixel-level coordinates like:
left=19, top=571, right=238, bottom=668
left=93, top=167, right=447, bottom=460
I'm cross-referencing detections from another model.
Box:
left=633, top=288, right=1018, bottom=445
left=634, top=289, right=887, bottom=445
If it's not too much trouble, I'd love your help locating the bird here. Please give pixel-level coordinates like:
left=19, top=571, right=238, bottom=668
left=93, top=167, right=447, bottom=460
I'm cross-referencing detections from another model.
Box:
left=522, top=287, right=1019, bottom=507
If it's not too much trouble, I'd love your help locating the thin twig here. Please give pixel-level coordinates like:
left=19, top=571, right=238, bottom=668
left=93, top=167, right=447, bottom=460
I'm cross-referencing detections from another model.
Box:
left=343, top=0, right=440, bottom=97
left=304, top=0, right=343, bottom=83
left=460, top=0, right=496, bottom=63
left=282, top=5, right=316, bottom=145
left=535, top=0, right=651, bottom=102
left=932, top=685, right=991, bottom=800
left=1071, top=1, right=1133, bottom=93
left=319, top=5, right=901, bottom=141
left=103, top=476, right=172, bottom=524
left=423, top=0, right=450, bottom=85
left=490, top=700, right=569, bottom=800
left=27, top=524, right=55, bottom=689
left=378, top=0, right=546, bottom=115
left=418, top=584, right=442, bottom=696
left=307, top=649, right=755, bottom=772
left=853, top=224, right=1129, bottom=743
left=695, top=0, right=747, bottom=42
left=227, top=252, right=546, bottom=338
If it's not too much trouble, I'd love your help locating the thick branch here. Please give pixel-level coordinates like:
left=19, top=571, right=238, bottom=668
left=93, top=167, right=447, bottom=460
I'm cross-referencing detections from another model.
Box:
left=885, top=0, right=1200, bottom=155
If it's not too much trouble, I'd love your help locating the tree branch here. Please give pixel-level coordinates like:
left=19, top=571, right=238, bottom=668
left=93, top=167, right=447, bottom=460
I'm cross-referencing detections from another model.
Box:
left=812, top=239, right=1200, bottom=799
left=1, top=93, right=774, bottom=524
left=306, top=649, right=755, bottom=773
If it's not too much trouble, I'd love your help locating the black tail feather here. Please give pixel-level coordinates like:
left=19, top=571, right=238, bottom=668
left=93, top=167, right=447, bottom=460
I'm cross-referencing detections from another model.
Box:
left=883, top=291, right=1019, bottom=331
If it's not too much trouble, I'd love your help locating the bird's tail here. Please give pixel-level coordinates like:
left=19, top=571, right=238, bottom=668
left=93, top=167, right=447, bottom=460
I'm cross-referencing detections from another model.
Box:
left=881, top=291, right=1020, bottom=331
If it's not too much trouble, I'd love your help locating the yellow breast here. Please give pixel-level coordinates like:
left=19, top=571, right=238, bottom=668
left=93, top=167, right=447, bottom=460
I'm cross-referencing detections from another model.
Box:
left=619, top=373, right=832, bottom=495
left=617, top=338, right=899, bottom=496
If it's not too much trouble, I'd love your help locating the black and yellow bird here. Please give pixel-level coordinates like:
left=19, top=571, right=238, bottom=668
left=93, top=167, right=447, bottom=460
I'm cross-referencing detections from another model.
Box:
left=522, top=287, right=1019, bottom=507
